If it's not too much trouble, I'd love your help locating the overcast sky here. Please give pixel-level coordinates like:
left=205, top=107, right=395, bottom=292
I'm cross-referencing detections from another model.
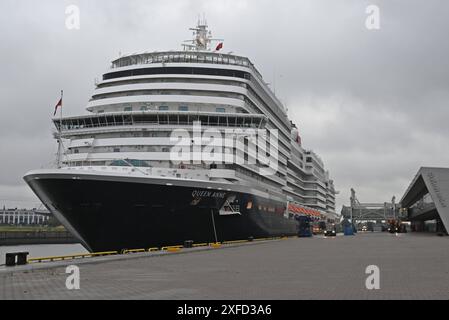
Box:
left=0, top=0, right=448, bottom=211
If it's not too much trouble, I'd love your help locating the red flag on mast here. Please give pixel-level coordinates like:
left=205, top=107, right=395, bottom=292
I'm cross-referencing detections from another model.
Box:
left=53, top=97, right=62, bottom=116
left=215, top=42, right=223, bottom=51
left=53, top=90, right=64, bottom=117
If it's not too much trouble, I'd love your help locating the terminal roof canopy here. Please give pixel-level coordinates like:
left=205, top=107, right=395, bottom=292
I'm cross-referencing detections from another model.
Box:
left=401, top=167, right=449, bottom=232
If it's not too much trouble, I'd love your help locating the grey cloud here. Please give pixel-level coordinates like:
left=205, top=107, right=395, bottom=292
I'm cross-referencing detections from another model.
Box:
left=0, top=0, right=448, bottom=211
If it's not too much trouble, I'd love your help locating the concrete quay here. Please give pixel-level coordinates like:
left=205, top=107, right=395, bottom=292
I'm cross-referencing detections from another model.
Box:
left=1, top=233, right=448, bottom=300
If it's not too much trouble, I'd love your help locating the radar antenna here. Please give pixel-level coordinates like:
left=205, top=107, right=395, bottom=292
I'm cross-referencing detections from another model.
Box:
left=182, top=16, right=224, bottom=51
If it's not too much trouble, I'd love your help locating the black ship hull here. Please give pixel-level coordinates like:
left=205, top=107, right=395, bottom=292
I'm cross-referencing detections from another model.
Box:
left=25, top=171, right=298, bottom=252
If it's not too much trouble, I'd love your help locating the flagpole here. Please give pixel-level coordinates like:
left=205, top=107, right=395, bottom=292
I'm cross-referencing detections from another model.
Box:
left=57, top=90, right=63, bottom=168
left=59, top=90, right=64, bottom=124
left=60, top=90, right=63, bottom=130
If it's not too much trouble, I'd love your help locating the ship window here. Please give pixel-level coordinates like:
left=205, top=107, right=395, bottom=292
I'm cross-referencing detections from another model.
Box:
left=216, top=107, right=226, bottom=113
left=140, top=106, right=148, bottom=111
left=159, top=115, right=168, bottom=124
left=103, top=67, right=250, bottom=81
left=209, top=116, right=219, bottom=125
left=178, top=106, right=189, bottom=111
left=124, top=106, right=132, bottom=112
left=113, top=148, right=120, bottom=153
left=159, top=106, right=169, bottom=111
left=169, top=115, right=178, bottom=123
left=97, top=110, right=104, bottom=114
left=179, top=115, right=188, bottom=124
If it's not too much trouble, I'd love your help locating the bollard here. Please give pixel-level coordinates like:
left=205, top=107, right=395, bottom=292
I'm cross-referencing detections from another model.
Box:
left=16, top=252, right=29, bottom=265
left=184, top=240, right=194, bottom=248
left=5, top=253, right=16, bottom=267
left=248, top=236, right=254, bottom=242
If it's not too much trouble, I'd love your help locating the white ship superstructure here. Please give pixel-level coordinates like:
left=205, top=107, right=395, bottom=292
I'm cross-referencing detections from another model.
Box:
left=25, top=19, right=336, bottom=252
left=59, top=20, right=335, bottom=213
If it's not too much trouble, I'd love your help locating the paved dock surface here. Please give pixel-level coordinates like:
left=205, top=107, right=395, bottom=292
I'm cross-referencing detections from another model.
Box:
left=1, top=233, right=448, bottom=299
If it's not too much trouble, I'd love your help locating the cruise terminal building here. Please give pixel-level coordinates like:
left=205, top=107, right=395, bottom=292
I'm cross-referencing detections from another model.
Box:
left=401, top=167, right=449, bottom=234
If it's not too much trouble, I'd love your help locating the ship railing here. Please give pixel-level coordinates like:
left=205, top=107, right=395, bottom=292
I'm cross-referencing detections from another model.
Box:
left=120, top=158, right=149, bottom=176
left=56, top=120, right=265, bottom=136
left=63, top=160, right=204, bottom=170
left=110, top=51, right=263, bottom=78
left=61, top=161, right=215, bottom=181
left=62, top=160, right=234, bottom=171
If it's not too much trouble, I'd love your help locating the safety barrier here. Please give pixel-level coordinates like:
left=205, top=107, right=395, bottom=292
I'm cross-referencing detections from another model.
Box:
left=25, top=235, right=293, bottom=264
left=222, top=239, right=248, bottom=245
left=254, top=237, right=277, bottom=241
left=122, top=249, right=146, bottom=254
left=192, top=243, right=209, bottom=248
left=27, top=251, right=118, bottom=263
left=161, top=245, right=183, bottom=252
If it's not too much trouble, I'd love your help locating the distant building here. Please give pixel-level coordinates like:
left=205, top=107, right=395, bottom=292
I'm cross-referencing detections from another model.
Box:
left=0, top=207, right=50, bottom=226
left=400, top=167, right=449, bottom=234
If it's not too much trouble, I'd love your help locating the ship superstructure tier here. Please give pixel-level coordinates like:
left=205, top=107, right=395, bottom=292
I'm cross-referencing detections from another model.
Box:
left=25, top=20, right=336, bottom=252
left=56, top=22, right=336, bottom=215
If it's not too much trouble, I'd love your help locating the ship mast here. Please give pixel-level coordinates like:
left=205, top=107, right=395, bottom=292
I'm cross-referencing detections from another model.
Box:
left=56, top=90, right=63, bottom=168
left=182, top=16, right=223, bottom=51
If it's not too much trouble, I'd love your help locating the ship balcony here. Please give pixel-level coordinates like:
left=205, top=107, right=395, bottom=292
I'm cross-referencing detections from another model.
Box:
left=287, top=178, right=327, bottom=196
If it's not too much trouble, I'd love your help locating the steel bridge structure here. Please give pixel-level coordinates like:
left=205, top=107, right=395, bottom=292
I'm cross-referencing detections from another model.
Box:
left=341, top=188, right=402, bottom=222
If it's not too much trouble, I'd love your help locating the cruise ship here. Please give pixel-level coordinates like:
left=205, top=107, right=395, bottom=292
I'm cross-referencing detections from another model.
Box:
left=24, top=20, right=337, bottom=252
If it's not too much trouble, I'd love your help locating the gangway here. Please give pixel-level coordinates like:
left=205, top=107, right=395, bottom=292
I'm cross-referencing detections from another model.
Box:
left=341, top=188, right=402, bottom=222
